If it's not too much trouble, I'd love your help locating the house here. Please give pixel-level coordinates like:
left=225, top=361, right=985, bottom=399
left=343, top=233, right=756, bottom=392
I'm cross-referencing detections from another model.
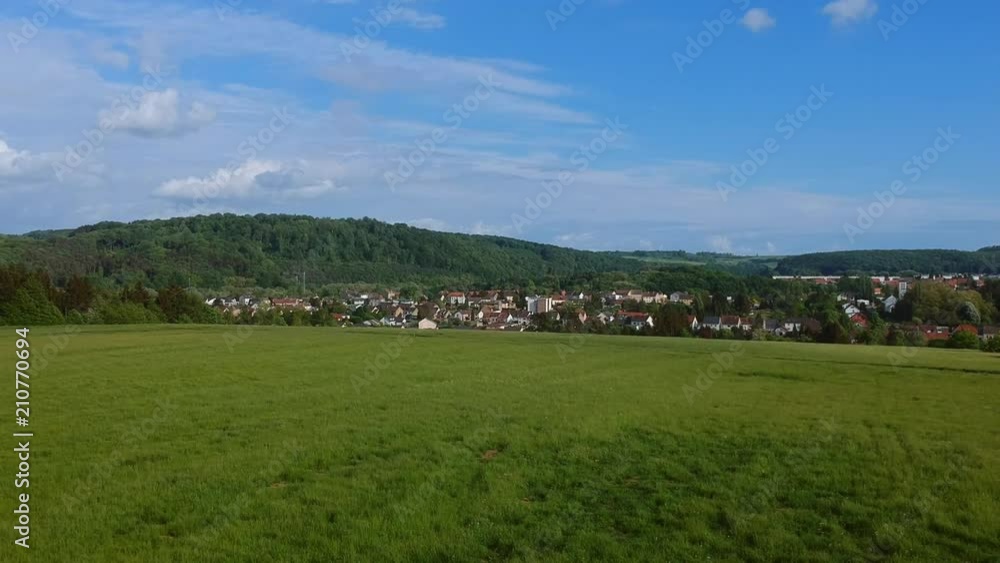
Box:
left=271, top=298, right=304, bottom=310
left=508, top=310, right=532, bottom=326
left=720, top=316, right=744, bottom=330
left=920, top=325, right=950, bottom=342
left=980, top=326, right=999, bottom=342
left=954, top=324, right=978, bottom=336
left=782, top=317, right=820, bottom=334
left=641, top=292, right=669, bottom=304
left=687, top=315, right=700, bottom=332
left=418, top=318, right=438, bottom=330
left=701, top=316, right=722, bottom=330
left=850, top=313, right=869, bottom=329
left=445, top=292, right=466, bottom=306
left=670, top=292, right=695, bottom=306
left=883, top=295, right=899, bottom=313
left=763, top=319, right=785, bottom=335
left=619, top=312, right=654, bottom=330
left=843, top=303, right=861, bottom=316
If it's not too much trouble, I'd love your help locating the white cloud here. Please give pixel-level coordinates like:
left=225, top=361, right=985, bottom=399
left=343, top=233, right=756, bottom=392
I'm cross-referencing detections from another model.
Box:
left=0, top=139, right=60, bottom=187
left=154, top=159, right=342, bottom=201
left=61, top=1, right=580, bottom=122
left=102, top=89, right=216, bottom=138
left=741, top=8, right=776, bottom=32
left=822, top=0, right=877, bottom=26
left=394, top=7, right=446, bottom=30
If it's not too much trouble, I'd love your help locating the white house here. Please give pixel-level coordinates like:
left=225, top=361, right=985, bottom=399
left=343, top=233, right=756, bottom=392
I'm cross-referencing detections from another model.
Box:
left=883, top=295, right=899, bottom=313
left=418, top=319, right=438, bottom=330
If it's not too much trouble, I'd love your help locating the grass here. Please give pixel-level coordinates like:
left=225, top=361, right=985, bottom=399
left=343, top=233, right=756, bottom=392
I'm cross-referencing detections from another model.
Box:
left=3, top=325, right=999, bottom=562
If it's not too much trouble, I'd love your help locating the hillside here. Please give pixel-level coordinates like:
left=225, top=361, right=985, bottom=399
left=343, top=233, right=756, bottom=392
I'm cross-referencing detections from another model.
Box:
left=611, top=250, right=781, bottom=276
left=776, top=249, right=1000, bottom=276
left=0, top=214, right=642, bottom=289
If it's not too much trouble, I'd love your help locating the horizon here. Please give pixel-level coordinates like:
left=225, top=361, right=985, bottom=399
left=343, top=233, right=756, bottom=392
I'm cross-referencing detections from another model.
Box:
left=2, top=211, right=996, bottom=256
left=2, top=1, right=998, bottom=254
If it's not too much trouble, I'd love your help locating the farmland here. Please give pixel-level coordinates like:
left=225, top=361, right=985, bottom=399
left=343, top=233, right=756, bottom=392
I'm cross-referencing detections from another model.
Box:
left=3, top=326, right=999, bottom=562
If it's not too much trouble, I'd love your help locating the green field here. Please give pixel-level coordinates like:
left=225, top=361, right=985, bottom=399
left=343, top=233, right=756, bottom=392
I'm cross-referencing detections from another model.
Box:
left=4, top=326, right=999, bottom=562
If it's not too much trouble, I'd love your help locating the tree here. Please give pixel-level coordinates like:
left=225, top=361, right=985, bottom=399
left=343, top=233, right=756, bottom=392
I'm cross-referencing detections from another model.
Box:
left=0, top=283, right=64, bottom=326
left=61, top=275, right=96, bottom=313
left=652, top=304, right=690, bottom=337
left=959, top=301, right=981, bottom=324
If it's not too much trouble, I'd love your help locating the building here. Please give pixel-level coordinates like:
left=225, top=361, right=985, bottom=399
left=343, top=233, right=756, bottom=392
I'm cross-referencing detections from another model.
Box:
left=526, top=296, right=553, bottom=315
left=670, top=292, right=695, bottom=306
left=418, top=319, right=438, bottom=330
left=619, top=312, right=654, bottom=330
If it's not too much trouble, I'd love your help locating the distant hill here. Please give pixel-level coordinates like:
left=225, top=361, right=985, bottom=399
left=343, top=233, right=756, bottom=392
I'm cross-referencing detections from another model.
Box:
left=776, top=249, right=1000, bottom=276
left=3, top=214, right=998, bottom=289
left=0, top=214, right=642, bottom=289
left=610, top=251, right=781, bottom=276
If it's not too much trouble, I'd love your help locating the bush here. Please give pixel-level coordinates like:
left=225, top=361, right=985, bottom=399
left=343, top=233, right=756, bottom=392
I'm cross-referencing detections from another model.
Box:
left=97, top=301, right=163, bottom=324
left=65, top=310, right=86, bottom=325
left=947, top=330, right=980, bottom=350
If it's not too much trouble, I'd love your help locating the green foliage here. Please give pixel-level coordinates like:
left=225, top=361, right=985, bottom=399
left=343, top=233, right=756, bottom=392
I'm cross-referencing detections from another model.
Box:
left=8, top=214, right=644, bottom=289
left=96, top=301, right=163, bottom=324
left=777, top=249, right=1000, bottom=276
left=959, top=301, right=981, bottom=324
left=948, top=329, right=981, bottom=350
left=0, top=285, right=64, bottom=326
left=899, top=282, right=996, bottom=325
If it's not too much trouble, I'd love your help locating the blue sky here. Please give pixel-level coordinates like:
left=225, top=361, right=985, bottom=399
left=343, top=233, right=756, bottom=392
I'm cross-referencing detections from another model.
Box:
left=1, top=0, right=997, bottom=254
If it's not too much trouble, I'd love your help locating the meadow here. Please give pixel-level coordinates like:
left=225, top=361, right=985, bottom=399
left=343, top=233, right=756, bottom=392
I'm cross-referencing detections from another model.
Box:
left=2, top=325, right=999, bottom=562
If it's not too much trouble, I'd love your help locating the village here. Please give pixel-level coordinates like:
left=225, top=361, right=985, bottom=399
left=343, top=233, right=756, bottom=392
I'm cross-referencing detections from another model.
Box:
left=203, top=273, right=1000, bottom=347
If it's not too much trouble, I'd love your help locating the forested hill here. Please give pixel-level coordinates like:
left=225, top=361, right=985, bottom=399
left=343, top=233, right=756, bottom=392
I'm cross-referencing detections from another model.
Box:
left=0, top=214, right=642, bottom=289
left=776, top=249, right=1000, bottom=276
